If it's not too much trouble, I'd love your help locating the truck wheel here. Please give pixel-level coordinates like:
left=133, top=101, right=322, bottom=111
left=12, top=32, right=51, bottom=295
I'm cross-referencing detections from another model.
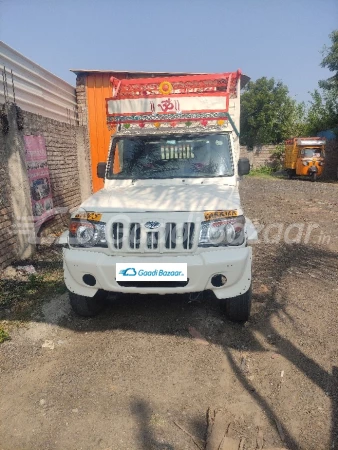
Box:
left=287, top=169, right=295, bottom=179
left=310, top=172, right=317, bottom=182
left=220, top=286, right=252, bottom=323
left=69, top=290, right=107, bottom=317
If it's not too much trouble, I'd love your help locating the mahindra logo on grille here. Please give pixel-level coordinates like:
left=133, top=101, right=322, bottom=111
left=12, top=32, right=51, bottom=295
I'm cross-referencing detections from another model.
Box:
left=144, top=221, right=161, bottom=229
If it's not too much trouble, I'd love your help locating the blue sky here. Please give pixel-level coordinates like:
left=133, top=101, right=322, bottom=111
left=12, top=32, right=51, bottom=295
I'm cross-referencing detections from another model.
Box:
left=0, top=0, right=337, bottom=102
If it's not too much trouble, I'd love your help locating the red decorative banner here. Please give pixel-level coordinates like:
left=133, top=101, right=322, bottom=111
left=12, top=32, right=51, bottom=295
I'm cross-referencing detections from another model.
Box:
left=24, top=135, right=54, bottom=229
left=109, top=72, right=241, bottom=99
left=106, top=71, right=242, bottom=126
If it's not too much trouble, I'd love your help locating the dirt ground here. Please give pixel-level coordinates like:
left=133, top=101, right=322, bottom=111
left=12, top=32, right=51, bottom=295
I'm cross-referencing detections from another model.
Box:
left=0, top=176, right=337, bottom=450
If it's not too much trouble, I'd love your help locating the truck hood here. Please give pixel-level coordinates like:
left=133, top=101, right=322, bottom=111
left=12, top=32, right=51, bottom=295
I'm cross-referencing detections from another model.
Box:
left=80, top=184, right=242, bottom=213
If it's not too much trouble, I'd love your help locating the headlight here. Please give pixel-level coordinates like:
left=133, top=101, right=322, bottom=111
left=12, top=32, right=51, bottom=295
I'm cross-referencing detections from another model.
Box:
left=69, top=220, right=107, bottom=248
left=302, top=161, right=309, bottom=166
left=199, top=215, right=245, bottom=247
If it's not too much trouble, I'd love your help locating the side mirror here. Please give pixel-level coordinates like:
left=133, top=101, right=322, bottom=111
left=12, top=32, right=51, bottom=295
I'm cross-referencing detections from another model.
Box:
left=238, top=158, right=250, bottom=176
left=97, top=162, right=107, bottom=179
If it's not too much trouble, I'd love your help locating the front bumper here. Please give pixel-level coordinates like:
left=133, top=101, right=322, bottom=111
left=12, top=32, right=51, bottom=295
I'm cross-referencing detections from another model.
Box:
left=63, top=247, right=252, bottom=299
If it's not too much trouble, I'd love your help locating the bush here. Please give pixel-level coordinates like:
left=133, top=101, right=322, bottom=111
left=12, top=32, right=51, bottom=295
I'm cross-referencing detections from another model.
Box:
left=0, top=327, right=10, bottom=344
left=270, top=143, right=285, bottom=171
left=248, top=166, right=274, bottom=176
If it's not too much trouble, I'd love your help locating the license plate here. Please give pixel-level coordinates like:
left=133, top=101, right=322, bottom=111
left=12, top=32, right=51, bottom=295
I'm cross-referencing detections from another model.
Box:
left=116, top=263, right=187, bottom=281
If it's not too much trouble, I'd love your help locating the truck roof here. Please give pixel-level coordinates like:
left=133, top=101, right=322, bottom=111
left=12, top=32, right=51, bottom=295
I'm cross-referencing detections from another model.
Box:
left=70, top=69, right=250, bottom=90
left=285, top=137, right=326, bottom=145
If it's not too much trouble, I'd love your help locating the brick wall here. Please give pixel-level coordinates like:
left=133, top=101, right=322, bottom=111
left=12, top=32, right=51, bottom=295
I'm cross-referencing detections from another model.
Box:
left=75, top=75, right=92, bottom=195
left=0, top=103, right=88, bottom=269
left=76, top=75, right=88, bottom=128
left=240, top=145, right=278, bottom=169
left=0, top=108, right=17, bottom=268
left=22, top=110, right=82, bottom=233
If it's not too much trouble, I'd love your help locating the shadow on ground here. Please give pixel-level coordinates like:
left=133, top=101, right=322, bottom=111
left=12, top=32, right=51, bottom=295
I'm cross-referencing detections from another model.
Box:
left=1, top=243, right=337, bottom=449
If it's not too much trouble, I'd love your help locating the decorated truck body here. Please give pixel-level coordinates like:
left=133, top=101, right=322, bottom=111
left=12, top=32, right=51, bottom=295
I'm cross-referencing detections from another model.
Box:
left=60, top=71, right=254, bottom=322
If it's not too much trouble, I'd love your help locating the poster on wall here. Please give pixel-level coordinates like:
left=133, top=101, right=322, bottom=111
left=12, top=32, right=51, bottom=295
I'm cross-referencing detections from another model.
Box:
left=24, top=135, right=55, bottom=230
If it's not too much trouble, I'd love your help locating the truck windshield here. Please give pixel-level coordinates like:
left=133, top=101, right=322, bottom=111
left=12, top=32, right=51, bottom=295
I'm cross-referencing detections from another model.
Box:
left=301, top=148, right=322, bottom=157
left=107, top=133, right=234, bottom=179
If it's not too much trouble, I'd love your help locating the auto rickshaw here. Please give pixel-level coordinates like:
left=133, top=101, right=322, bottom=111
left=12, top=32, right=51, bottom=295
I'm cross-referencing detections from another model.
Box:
left=284, top=137, right=326, bottom=181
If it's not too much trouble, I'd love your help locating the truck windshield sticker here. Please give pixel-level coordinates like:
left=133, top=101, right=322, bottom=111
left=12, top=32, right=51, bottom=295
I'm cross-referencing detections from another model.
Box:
left=160, top=144, right=194, bottom=160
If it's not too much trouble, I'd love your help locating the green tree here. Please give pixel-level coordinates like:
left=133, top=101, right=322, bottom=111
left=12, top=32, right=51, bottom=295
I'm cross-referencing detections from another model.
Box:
left=305, top=30, right=338, bottom=134
left=240, top=77, right=304, bottom=147
left=305, top=89, right=338, bottom=134
left=319, top=30, right=338, bottom=93
left=287, top=101, right=308, bottom=137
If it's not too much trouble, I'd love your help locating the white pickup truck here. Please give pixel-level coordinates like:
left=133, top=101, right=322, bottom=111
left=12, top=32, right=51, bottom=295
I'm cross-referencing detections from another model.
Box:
left=61, top=71, right=253, bottom=322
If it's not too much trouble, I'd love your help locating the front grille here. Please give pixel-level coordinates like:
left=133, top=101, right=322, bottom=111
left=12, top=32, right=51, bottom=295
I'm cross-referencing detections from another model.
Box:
left=183, top=222, right=195, bottom=249
left=165, top=223, right=176, bottom=249
left=147, top=231, right=159, bottom=250
left=111, top=220, right=196, bottom=252
left=129, top=223, right=141, bottom=249
left=112, top=222, right=123, bottom=249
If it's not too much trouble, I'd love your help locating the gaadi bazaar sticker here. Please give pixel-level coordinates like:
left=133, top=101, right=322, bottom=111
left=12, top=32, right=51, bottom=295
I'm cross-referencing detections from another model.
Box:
left=204, top=210, right=238, bottom=221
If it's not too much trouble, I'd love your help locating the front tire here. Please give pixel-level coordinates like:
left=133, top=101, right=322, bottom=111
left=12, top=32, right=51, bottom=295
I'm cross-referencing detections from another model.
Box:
left=69, top=290, right=107, bottom=317
left=310, top=172, right=317, bottom=182
left=220, top=286, right=252, bottom=323
left=287, top=169, right=295, bottom=179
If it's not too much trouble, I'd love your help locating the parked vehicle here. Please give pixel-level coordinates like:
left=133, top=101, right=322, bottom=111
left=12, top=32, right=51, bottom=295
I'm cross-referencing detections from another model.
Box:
left=284, top=137, right=326, bottom=181
left=59, top=71, right=254, bottom=322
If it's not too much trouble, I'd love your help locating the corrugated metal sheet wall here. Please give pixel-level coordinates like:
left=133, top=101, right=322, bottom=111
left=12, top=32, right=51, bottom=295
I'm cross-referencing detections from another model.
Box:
left=0, top=41, right=77, bottom=124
